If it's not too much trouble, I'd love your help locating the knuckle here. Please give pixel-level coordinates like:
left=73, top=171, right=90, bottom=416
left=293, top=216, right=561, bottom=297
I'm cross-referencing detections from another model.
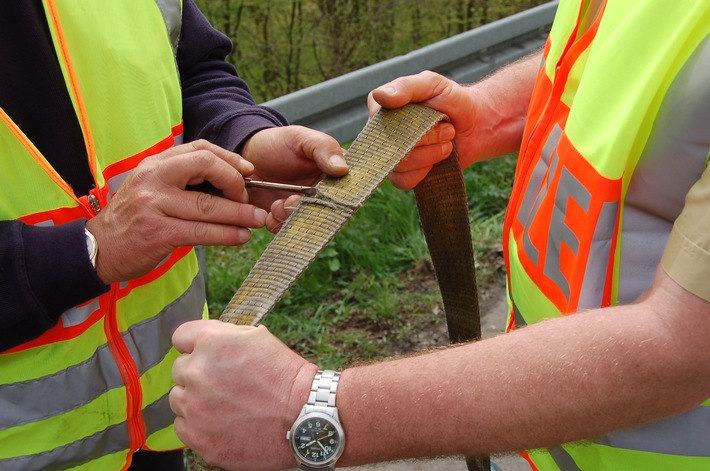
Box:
left=192, top=221, right=210, bottom=240
left=129, top=161, right=159, bottom=188
left=194, top=191, right=217, bottom=216
left=132, top=186, right=156, bottom=208
left=190, top=139, right=212, bottom=151
left=190, top=149, right=214, bottom=169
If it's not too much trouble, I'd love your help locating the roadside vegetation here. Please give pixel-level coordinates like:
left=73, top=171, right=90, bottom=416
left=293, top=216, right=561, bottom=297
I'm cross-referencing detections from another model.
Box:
left=195, top=0, right=549, bottom=102
left=205, top=156, right=515, bottom=369
left=194, top=0, right=543, bottom=368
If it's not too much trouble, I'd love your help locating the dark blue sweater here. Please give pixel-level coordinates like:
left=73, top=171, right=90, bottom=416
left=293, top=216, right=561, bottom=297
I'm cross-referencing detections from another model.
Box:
left=0, top=0, right=287, bottom=350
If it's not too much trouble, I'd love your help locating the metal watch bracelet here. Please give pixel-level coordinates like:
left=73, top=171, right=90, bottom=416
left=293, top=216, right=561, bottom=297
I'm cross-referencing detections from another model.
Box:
left=305, top=370, right=341, bottom=413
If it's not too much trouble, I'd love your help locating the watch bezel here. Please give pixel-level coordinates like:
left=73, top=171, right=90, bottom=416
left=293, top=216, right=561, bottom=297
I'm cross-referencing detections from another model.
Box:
left=288, top=409, right=345, bottom=468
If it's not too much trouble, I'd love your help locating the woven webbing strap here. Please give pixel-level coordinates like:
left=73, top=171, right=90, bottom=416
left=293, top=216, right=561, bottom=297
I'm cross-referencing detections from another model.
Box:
left=193, top=104, right=488, bottom=471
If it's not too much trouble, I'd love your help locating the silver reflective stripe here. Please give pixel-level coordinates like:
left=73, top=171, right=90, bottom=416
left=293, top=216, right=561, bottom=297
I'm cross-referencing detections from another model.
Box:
left=518, top=126, right=564, bottom=266
left=60, top=297, right=100, bottom=327
left=577, top=200, right=618, bottom=310
left=0, top=341, right=123, bottom=431
left=106, top=170, right=130, bottom=203
left=105, top=131, right=184, bottom=204
left=0, top=420, right=131, bottom=471
left=0, top=271, right=204, bottom=431
left=543, top=166, right=591, bottom=300
left=1, top=393, right=177, bottom=471
left=548, top=446, right=582, bottom=471
left=144, top=391, right=176, bottom=436
left=125, top=269, right=205, bottom=377
left=593, top=405, right=710, bottom=457
left=154, top=0, right=182, bottom=56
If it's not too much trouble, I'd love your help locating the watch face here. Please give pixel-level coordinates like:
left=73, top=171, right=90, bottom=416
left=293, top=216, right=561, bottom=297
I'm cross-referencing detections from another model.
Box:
left=290, top=412, right=343, bottom=465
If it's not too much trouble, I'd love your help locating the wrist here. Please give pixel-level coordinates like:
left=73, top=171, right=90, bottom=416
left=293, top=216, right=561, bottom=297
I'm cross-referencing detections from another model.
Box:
left=287, top=366, right=345, bottom=470
left=284, top=363, right=319, bottom=467
left=464, top=83, right=524, bottom=163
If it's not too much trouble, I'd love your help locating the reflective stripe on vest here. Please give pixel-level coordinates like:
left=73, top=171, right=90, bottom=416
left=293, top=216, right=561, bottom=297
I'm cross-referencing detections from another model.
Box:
left=503, top=0, right=710, bottom=469
left=0, top=1, right=205, bottom=469
left=0, top=272, right=204, bottom=471
left=155, top=0, right=182, bottom=54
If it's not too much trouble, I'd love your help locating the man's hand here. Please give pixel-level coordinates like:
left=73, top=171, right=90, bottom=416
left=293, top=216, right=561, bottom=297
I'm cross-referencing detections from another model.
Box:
left=86, top=140, right=266, bottom=284
left=367, top=56, right=541, bottom=190
left=239, top=125, right=348, bottom=234
left=367, top=71, right=478, bottom=190
left=242, top=125, right=348, bottom=207
left=170, top=320, right=317, bottom=471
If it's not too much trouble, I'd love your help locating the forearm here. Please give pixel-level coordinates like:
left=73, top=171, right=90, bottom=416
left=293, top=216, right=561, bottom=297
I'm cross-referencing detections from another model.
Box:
left=336, top=271, right=710, bottom=465
left=465, top=51, right=542, bottom=166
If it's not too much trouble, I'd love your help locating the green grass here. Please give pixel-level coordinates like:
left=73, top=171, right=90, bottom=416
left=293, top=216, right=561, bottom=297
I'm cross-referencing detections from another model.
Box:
left=205, top=155, right=515, bottom=369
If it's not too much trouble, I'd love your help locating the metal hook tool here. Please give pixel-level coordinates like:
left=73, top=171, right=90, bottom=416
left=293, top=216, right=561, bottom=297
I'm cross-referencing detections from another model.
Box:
left=244, top=178, right=317, bottom=196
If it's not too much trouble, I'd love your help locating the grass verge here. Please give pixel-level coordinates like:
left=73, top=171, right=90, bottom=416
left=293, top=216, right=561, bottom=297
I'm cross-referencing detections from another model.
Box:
left=205, top=155, right=515, bottom=369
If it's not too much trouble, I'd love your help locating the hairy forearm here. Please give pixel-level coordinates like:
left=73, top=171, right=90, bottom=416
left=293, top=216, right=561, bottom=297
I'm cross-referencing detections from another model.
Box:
left=335, top=271, right=710, bottom=466
left=466, top=51, right=542, bottom=165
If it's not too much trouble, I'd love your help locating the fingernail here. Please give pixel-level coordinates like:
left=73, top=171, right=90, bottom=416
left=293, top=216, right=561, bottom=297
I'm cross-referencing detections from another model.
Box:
left=236, top=227, right=252, bottom=244
left=328, top=154, right=348, bottom=170
left=440, top=124, right=455, bottom=141
left=442, top=142, right=454, bottom=157
left=255, top=208, right=267, bottom=225
left=379, top=85, right=397, bottom=96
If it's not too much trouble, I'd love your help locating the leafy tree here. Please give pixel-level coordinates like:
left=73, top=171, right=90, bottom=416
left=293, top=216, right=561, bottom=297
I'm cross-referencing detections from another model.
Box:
left=194, top=0, right=550, bottom=102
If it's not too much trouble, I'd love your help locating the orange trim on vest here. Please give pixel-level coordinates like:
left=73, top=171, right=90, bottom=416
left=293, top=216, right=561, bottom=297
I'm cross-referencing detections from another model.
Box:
left=518, top=451, right=539, bottom=471
left=504, top=0, right=610, bottom=325
left=4, top=246, right=193, bottom=354
left=103, top=122, right=184, bottom=182
left=18, top=200, right=92, bottom=226
left=45, top=0, right=99, bottom=189
left=16, top=122, right=183, bottom=227
left=104, top=284, right=146, bottom=454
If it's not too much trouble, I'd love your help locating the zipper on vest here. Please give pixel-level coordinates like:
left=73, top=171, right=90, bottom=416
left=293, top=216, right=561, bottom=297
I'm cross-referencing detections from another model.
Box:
left=88, top=193, right=101, bottom=214
left=104, top=285, right=147, bottom=452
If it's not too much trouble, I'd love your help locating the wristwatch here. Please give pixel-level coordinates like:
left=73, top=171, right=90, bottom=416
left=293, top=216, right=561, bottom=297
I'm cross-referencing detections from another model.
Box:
left=84, top=228, right=98, bottom=268
left=287, top=369, right=345, bottom=470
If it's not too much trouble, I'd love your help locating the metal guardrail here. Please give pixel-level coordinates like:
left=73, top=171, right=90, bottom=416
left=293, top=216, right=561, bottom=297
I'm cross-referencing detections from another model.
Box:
left=263, top=1, right=558, bottom=143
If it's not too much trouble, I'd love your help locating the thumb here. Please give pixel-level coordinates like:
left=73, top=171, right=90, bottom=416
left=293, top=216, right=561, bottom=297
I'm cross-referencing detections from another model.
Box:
left=172, top=319, right=212, bottom=354
left=298, top=128, right=349, bottom=177
left=370, top=84, right=409, bottom=110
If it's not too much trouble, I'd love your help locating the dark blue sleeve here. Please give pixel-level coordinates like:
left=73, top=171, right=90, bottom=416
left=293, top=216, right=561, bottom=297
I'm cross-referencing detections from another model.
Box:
left=178, top=0, right=289, bottom=152
left=0, top=0, right=283, bottom=350
left=0, top=220, right=109, bottom=351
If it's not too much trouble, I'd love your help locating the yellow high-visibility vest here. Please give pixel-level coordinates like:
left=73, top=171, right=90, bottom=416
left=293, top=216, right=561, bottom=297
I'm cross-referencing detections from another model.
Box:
left=504, top=0, right=710, bottom=469
left=0, top=1, right=206, bottom=469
